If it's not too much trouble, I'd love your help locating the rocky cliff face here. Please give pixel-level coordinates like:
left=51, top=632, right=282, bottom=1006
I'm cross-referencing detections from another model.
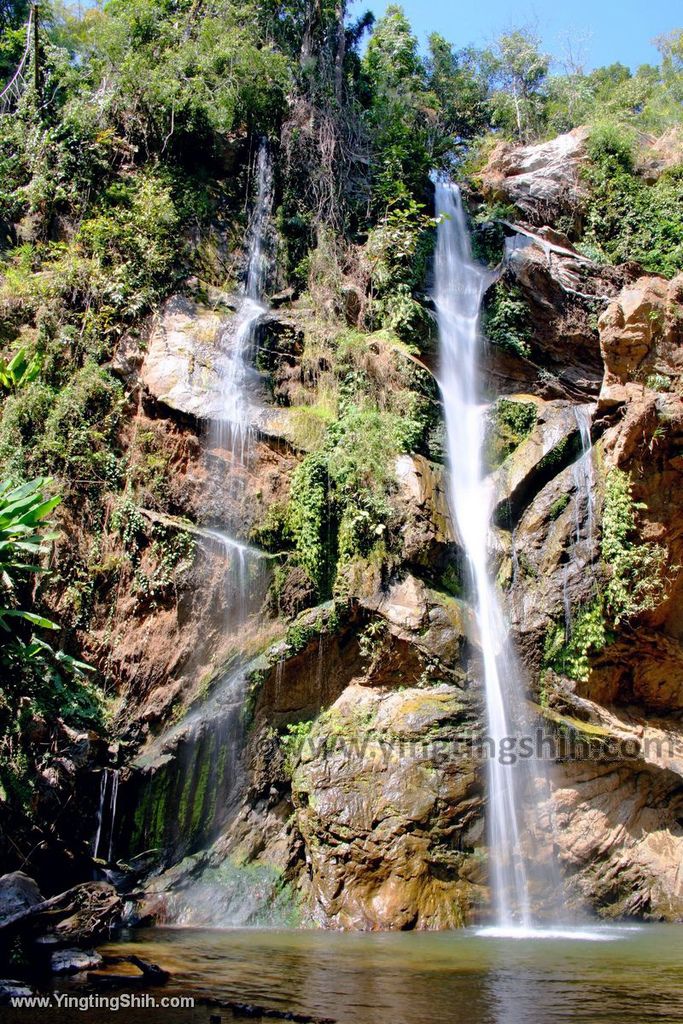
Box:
left=38, top=128, right=683, bottom=931
left=478, top=131, right=683, bottom=921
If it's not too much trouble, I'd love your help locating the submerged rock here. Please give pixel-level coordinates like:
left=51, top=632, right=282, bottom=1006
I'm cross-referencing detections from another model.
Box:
left=50, top=948, right=103, bottom=974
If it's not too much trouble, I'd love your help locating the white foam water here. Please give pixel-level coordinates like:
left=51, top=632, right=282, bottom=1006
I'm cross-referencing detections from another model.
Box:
left=214, top=142, right=273, bottom=462
left=434, top=181, right=560, bottom=929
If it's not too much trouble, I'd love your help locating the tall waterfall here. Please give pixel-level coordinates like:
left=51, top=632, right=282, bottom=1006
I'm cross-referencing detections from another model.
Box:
left=217, top=141, right=273, bottom=462
left=434, top=181, right=556, bottom=929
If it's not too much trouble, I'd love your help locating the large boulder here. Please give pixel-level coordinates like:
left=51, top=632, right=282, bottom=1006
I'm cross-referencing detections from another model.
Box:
left=394, top=454, right=459, bottom=563
left=141, top=294, right=230, bottom=420
left=480, top=127, right=589, bottom=225
left=491, top=398, right=580, bottom=522
left=292, top=683, right=485, bottom=929
left=598, top=273, right=683, bottom=409
left=0, top=873, right=43, bottom=927
left=553, top=754, right=683, bottom=920
left=141, top=294, right=294, bottom=442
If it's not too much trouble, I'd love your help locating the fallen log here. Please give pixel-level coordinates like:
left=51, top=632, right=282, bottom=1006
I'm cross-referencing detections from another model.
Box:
left=87, top=954, right=170, bottom=987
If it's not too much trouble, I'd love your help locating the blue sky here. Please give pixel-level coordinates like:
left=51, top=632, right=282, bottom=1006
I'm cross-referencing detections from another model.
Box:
left=349, top=0, right=681, bottom=71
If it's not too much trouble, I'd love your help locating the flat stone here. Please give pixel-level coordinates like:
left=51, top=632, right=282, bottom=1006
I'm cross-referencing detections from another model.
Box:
left=50, top=949, right=103, bottom=974
left=0, top=980, right=34, bottom=1003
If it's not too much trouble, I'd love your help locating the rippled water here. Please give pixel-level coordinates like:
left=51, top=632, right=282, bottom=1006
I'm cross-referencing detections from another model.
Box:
left=63, top=924, right=683, bottom=1024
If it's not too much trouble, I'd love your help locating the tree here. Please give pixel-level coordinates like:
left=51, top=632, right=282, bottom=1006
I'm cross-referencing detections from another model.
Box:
left=657, top=29, right=683, bottom=107
left=0, top=0, right=30, bottom=84
left=363, top=3, right=424, bottom=95
left=488, top=29, right=549, bottom=140
left=426, top=33, right=490, bottom=148
left=362, top=5, right=433, bottom=209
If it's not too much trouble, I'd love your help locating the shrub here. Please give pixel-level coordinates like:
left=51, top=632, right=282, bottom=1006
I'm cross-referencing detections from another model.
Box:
left=280, top=720, right=314, bottom=776
left=0, top=381, right=54, bottom=480
left=285, top=453, right=329, bottom=592
left=483, top=282, right=532, bottom=358
left=37, top=362, right=125, bottom=493
left=601, top=469, right=669, bottom=623
left=549, top=493, right=570, bottom=520
left=583, top=131, right=683, bottom=277
left=484, top=398, right=537, bottom=470
left=586, top=122, right=636, bottom=170
left=0, top=477, right=102, bottom=807
left=543, top=598, right=608, bottom=683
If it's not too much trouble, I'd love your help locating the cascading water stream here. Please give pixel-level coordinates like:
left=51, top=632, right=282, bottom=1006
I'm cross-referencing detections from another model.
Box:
left=216, top=141, right=274, bottom=463
left=434, top=181, right=558, bottom=930
left=204, top=529, right=271, bottom=630
left=93, top=768, right=120, bottom=863
left=572, top=405, right=596, bottom=551
left=117, top=147, right=276, bottom=892
left=564, top=405, right=597, bottom=638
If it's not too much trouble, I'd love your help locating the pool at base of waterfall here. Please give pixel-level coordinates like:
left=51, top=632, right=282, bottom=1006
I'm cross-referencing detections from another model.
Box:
left=20, top=924, right=683, bottom=1024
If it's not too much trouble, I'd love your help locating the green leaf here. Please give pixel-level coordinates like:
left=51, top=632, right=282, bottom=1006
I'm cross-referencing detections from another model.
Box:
left=0, top=609, right=60, bottom=630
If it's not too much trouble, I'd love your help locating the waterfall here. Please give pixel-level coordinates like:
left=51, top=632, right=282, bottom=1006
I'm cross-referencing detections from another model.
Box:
left=93, top=768, right=120, bottom=864
left=564, top=405, right=596, bottom=638
left=434, top=181, right=558, bottom=930
left=572, top=405, right=596, bottom=551
left=204, top=529, right=271, bottom=631
left=216, top=141, right=274, bottom=462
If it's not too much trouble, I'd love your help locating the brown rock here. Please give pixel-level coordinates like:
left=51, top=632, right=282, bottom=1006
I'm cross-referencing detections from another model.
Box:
left=598, top=273, right=683, bottom=408
left=291, top=684, right=485, bottom=929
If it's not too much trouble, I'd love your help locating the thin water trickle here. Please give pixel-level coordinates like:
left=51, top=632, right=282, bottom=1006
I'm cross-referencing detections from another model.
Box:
left=204, top=529, right=270, bottom=630
left=92, top=770, right=107, bottom=860
left=572, top=405, right=596, bottom=551
left=564, top=405, right=596, bottom=638
left=315, top=631, right=325, bottom=695
left=275, top=655, right=286, bottom=704
left=433, top=181, right=558, bottom=928
left=93, top=768, right=120, bottom=863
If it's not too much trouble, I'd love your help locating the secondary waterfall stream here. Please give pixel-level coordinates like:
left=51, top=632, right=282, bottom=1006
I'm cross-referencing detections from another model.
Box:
left=434, top=181, right=558, bottom=930
left=113, top=148, right=276, bottom=883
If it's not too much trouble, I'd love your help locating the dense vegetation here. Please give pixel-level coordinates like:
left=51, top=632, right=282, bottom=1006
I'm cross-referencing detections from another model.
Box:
left=0, top=0, right=681, bottom=855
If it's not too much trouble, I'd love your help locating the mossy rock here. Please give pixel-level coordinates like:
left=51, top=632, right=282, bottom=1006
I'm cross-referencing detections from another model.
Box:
left=484, top=397, right=537, bottom=471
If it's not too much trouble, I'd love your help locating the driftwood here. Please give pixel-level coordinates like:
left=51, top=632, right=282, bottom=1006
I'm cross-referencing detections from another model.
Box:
left=87, top=954, right=170, bottom=987
left=0, top=881, right=122, bottom=946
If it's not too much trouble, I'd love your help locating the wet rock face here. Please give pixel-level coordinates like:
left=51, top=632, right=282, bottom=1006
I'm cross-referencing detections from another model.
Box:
left=139, top=293, right=296, bottom=440
left=291, top=684, right=485, bottom=929
left=554, top=759, right=683, bottom=920
left=110, top=128, right=683, bottom=931
left=472, top=126, right=683, bottom=922
left=394, top=454, right=458, bottom=564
